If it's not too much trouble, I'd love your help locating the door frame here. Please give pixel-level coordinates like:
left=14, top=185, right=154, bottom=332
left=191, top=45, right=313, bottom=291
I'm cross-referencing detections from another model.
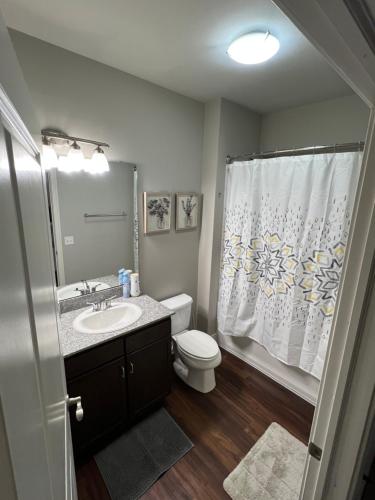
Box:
left=272, top=1, right=375, bottom=499
left=0, top=82, right=77, bottom=500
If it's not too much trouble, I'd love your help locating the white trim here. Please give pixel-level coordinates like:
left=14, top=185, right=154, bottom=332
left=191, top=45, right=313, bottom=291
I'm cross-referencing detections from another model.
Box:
left=47, top=169, right=66, bottom=285
left=219, top=342, right=317, bottom=406
left=325, top=254, right=375, bottom=499
left=0, top=84, right=39, bottom=157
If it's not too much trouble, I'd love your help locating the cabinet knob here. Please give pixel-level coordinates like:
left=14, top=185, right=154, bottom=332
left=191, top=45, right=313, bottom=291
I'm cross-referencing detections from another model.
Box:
left=121, top=365, right=125, bottom=379
left=129, top=361, right=135, bottom=374
left=67, top=395, right=84, bottom=422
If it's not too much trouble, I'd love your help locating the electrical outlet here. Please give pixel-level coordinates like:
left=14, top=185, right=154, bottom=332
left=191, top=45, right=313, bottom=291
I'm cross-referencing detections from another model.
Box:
left=64, top=235, right=74, bottom=246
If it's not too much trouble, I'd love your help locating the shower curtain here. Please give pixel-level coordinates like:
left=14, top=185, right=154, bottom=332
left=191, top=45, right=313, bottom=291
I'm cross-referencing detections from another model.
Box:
left=217, top=152, right=362, bottom=379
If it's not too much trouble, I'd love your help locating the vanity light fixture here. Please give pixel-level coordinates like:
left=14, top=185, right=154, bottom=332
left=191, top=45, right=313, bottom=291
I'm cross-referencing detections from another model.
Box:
left=41, top=129, right=110, bottom=174
left=227, top=31, right=280, bottom=65
left=41, top=136, right=58, bottom=170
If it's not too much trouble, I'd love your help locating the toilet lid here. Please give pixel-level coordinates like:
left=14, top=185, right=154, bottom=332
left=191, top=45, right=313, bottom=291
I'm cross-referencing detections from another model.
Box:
left=176, top=330, right=219, bottom=359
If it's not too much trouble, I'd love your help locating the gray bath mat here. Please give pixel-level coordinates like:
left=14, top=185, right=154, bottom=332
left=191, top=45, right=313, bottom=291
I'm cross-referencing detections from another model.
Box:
left=223, top=422, right=307, bottom=500
left=95, top=408, right=193, bottom=500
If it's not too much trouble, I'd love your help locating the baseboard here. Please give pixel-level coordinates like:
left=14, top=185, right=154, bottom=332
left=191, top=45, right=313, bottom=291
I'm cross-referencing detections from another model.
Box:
left=219, top=342, right=318, bottom=406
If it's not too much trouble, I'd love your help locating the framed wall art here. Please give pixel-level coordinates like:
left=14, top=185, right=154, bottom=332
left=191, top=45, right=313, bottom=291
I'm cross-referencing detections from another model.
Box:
left=175, top=192, right=200, bottom=231
left=143, top=192, right=171, bottom=234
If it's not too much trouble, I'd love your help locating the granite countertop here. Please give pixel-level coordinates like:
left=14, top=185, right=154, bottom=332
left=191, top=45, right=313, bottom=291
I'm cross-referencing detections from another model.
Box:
left=58, top=295, right=172, bottom=358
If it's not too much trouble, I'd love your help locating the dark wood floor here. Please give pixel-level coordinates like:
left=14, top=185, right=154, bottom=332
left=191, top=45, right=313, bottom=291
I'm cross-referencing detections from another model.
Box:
left=76, top=349, right=315, bottom=500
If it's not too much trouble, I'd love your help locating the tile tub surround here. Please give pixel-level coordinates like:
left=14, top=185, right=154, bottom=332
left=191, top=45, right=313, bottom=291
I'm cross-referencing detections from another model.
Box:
left=58, top=295, right=172, bottom=357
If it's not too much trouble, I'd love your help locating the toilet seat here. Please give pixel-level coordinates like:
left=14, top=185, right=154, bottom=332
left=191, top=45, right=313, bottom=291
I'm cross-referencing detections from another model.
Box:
left=175, top=329, right=219, bottom=360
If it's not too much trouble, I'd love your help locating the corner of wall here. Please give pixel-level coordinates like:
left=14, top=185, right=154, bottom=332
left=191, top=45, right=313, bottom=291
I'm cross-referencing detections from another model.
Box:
left=197, top=98, right=261, bottom=333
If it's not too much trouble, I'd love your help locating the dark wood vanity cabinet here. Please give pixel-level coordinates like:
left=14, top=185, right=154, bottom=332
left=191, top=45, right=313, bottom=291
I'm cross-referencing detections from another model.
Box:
left=127, top=338, right=172, bottom=420
left=64, top=317, right=171, bottom=456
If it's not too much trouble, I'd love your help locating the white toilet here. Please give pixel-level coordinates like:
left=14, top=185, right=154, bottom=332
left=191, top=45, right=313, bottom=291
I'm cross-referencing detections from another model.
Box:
left=161, top=294, right=221, bottom=393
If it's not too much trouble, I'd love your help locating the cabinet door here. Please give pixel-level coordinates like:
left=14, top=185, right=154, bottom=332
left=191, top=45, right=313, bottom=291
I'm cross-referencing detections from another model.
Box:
left=127, top=338, right=171, bottom=419
left=68, top=357, right=127, bottom=454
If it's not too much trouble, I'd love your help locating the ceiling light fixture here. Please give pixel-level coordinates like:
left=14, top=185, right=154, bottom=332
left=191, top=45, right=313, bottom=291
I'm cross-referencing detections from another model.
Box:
left=91, top=146, right=110, bottom=174
left=41, top=136, right=58, bottom=170
left=227, top=31, right=280, bottom=65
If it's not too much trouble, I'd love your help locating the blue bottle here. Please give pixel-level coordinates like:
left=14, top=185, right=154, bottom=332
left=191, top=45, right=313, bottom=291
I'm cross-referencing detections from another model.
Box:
left=122, top=271, right=130, bottom=298
left=118, top=268, right=125, bottom=285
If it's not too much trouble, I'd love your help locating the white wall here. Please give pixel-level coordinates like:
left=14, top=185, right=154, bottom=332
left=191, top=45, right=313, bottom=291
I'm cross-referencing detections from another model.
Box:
left=10, top=29, right=204, bottom=302
left=260, top=94, right=369, bottom=151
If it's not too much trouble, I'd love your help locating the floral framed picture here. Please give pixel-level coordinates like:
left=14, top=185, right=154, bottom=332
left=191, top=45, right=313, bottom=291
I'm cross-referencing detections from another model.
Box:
left=143, top=192, right=172, bottom=234
left=175, top=192, right=200, bottom=231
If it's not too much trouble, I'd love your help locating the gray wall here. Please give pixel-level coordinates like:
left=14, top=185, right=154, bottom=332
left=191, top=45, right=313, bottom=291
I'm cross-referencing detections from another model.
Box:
left=54, top=162, right=134, bottom=284
left=0, top=14, right=37, bottom=134
left=10, top=30, right=204, bottom=302
left=197, top=98, right=261, bottom=332
left=260, top=94, right=369, bottom=150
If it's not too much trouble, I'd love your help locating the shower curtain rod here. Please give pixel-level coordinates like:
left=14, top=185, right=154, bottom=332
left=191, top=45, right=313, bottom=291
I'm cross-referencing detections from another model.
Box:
left=226, top=141, right=365, bottom=164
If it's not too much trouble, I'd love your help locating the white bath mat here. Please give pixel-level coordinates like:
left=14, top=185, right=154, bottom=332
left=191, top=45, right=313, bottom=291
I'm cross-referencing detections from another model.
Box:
left=223, top=422, right=307, bottom=500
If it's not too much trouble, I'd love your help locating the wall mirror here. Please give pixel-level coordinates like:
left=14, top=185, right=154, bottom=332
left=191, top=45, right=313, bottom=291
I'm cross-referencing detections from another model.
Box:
left=46, top=161, right=139, bottom=301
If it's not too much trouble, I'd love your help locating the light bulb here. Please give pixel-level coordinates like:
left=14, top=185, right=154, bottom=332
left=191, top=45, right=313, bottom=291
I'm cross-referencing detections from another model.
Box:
left=83, top=158, right=93, bottom=173
left=228, top=32, right=280, bottom=65
left=67, top=141, right=84, bottom=171
left=41, top=137, right=58, bottom=170
left=57, top=155, right=74, bottom=173
left=91, top=146, right=109, bottom=174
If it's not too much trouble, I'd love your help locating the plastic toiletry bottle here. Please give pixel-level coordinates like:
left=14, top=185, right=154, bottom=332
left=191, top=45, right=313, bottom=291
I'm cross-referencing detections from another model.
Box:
left=130, top=273, right=140, bottom=297
left=122, top=271, right=131, bottom=298
left=118, top=268, right=125, bottom=285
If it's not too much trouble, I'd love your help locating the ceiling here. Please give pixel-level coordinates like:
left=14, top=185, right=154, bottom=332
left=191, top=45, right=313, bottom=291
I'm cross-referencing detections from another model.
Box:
left=2, top=0, right=353, bottom=113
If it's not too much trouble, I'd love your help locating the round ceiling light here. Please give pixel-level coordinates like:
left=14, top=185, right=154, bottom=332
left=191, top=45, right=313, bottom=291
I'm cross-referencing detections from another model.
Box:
left=227, top=32, right=280, bottom=65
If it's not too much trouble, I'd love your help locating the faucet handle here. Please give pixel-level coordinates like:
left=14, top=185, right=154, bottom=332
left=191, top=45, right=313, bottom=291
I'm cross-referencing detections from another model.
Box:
left=104, top=296, right=117, bottom=309
left=87, top=301, right=101, bottom=312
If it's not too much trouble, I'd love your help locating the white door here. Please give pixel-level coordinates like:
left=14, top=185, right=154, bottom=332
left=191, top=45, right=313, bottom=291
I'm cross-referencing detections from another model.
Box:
left=0, top=88, right=76, bottom=499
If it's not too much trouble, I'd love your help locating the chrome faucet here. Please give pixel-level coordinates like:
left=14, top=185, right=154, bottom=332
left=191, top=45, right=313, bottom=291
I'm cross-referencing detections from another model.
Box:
left=76, top=279, right=91, bottom=296
left=82, top=280, right=90, bottom=293
left=104, top=296, right=117, bottom=309
left=87, top=296, right=117, bottom=312
left=87, top=300, right=102, bottom=312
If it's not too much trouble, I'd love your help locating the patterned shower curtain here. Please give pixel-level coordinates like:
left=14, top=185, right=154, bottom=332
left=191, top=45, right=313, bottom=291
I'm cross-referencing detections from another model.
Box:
left=217, top=152, right=361, bottom=379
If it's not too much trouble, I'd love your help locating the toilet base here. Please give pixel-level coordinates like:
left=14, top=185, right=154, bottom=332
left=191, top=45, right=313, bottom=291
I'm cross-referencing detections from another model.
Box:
left=173, top=358, right=216, bottom=393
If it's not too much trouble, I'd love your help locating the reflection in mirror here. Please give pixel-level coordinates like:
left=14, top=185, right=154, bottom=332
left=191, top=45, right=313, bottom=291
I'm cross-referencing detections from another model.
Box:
left=46, top=161, right=138, bottom=301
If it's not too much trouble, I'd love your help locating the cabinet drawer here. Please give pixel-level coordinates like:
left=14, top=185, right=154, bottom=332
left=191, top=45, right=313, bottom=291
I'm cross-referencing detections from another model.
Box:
left=65, top=337, right=124, bottom=380
left=125, top=317, right=171, bottom=353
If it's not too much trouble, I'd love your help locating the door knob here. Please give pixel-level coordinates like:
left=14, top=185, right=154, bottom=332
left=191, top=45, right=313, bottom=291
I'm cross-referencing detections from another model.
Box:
left=67, top=396, right=84, bottom=422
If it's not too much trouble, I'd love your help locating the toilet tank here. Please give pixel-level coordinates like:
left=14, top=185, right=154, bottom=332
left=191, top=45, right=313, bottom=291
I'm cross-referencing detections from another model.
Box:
left=160, top=294, right=193, bottom=335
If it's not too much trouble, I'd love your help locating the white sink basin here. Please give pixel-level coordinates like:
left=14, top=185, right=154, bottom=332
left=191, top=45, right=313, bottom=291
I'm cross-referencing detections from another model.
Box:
left=73, top=302, right=142, bottom=334
left=57, top=281, right=110, bottom=301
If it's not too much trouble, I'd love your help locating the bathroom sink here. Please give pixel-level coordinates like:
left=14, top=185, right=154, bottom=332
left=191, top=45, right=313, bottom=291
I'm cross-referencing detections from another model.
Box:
left=73, top=302, right=142, bottom=334
left=57, top=281, right=110, bottom=301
